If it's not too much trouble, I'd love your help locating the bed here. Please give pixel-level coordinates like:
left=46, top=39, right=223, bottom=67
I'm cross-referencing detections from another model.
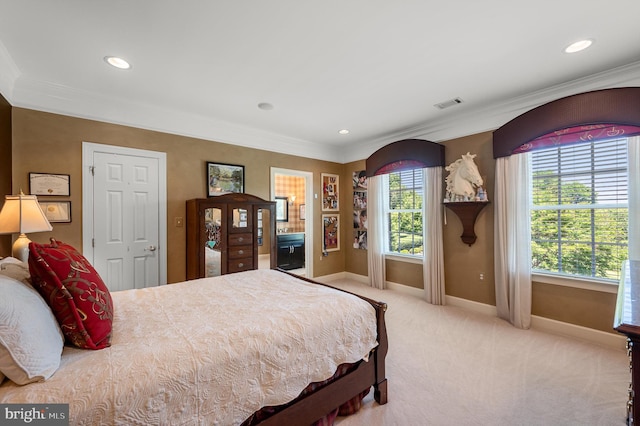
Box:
left=0, top=243, right=388, bottom=425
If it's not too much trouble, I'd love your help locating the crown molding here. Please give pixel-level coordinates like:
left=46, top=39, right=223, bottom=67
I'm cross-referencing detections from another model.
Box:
left=10, top=77, right=343, bottom=163
left=342, top=60, right=640, bottom=163
left=0, top=40, right=20, bottom=102
left=5, top=57, right=640, bottom=164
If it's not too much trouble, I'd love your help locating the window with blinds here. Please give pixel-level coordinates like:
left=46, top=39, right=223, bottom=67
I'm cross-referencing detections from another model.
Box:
left=386, top=168, right=424, bottom=256
left=530, top=138, right=629, bottom=280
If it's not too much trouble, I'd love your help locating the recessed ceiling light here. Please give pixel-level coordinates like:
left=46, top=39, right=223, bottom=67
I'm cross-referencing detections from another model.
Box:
left=338, top=129, right=350, bottom=135
left=257, top=102, right=274, bottom=111
left=564, top=39, right=593, bottom=54
left=104, top=56, right=131, bottom=69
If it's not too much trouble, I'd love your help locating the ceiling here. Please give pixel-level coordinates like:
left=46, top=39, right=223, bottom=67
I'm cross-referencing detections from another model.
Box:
left=1, top=1, right=639, bottom=163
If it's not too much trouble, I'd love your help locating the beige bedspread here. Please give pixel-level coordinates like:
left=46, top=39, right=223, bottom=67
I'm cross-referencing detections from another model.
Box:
left=0, top=269, right=378, bottom=425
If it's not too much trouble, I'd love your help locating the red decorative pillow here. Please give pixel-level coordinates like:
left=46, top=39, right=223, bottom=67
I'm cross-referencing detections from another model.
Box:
left=28, top=239, right=113, bottom=350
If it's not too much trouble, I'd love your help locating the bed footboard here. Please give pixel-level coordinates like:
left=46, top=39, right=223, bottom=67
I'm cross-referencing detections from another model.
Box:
left=255, top=270, right=388, bottom=424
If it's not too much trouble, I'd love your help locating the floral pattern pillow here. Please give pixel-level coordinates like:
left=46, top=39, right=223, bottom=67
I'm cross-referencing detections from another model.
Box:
left=28, top=239, right=113, bottom=350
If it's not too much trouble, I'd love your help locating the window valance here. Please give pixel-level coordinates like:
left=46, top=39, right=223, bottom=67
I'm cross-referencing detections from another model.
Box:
left=493, top=87, right=640, bottom=158
left=365, top=139, right=445, bottom=177
left=512, top=124, right=640, bottom=154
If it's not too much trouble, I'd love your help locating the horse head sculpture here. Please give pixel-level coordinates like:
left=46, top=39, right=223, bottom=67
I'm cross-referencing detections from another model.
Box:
left=445, top=152, right=484, bottom=201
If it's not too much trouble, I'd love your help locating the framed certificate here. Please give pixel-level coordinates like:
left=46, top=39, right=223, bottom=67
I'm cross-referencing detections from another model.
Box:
left=29, top=173, right=71, bottom=196
left=40, top=201, right=72, bottom=223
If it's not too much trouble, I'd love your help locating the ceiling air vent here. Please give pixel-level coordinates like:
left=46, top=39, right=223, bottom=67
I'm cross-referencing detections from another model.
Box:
left=434, top=97, right=463, bottom=110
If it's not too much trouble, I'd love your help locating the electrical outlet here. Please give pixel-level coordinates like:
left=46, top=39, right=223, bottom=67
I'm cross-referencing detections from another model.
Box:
left=479, top=273, right=484, bottom=281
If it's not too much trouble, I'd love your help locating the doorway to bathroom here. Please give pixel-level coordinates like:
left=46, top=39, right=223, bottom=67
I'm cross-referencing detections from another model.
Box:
left=270, top=167, right=313, bottom=277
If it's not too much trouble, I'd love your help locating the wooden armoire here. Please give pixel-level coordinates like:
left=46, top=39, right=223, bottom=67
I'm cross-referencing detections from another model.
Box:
left=186, top=193, right=276, bottom=280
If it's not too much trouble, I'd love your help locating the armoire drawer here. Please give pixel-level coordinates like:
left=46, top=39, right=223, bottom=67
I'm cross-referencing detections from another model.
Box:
left=229, top=233, right=252, bottom=246
left=228, top=245, right=252, bottom=259
left=228, top=257, right=253, bottom=273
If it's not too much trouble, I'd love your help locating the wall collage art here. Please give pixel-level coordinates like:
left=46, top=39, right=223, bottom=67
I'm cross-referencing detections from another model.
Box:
left=352, top=170, right=367, bottom=250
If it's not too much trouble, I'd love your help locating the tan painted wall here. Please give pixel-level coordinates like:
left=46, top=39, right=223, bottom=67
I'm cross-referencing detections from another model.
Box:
left=441, top=133, right=496, bottom=305
left=343, top=160, right=425, bottom=288
left=10, top=107, right=618, bottom=333
left=443, top=133, right=616, bottom=333
left=531, top=282, right=617, bottom=332
left=343, top=132, right=618, bottom=334
left=10, top=108, right=343, bottom=283
left=0, top=94, right=11, bottom=256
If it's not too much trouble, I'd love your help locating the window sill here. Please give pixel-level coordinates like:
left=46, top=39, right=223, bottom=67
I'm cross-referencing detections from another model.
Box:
left=531, top=272, right=618, bottom=294
left=384, top=253, right=423, bottom=265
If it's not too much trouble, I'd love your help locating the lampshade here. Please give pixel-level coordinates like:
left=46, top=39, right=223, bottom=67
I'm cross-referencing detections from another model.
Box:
left=0, top=192, right=53, bottom=262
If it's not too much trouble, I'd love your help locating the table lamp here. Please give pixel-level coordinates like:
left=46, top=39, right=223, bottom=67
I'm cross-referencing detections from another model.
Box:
left=0, top=191, right=53, bottom=262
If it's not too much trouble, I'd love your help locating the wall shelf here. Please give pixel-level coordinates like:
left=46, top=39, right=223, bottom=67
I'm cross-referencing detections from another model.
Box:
left=444, top=201, right=490, bottom=246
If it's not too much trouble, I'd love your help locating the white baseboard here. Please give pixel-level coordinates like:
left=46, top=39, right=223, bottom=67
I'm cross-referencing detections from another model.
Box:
left=529, top=314, right=626, bottom=350
left=386, top=281, right=424, bottom=298
left=445, top=295, right=626, bottom=350
left=446, top=294, right=498, bottom=316
left=315, top=271, right=350, bottom=283
left=324, top=272, right=425, bottom=298
left=319, top=272, right=626, bottom=351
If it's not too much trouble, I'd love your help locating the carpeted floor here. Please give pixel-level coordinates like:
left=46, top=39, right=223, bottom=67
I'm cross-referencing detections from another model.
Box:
left=328, top=279, right=629, bottom=426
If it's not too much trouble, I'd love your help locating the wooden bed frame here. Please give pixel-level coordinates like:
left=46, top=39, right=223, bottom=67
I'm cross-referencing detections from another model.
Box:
left=256, top=269, right=389, bottom=424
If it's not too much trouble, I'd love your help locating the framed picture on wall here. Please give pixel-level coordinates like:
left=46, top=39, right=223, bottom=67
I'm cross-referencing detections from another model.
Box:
left=321, top=173, right=339, bottom=211
left=352, top=170, right=367, bottom=190
left=206, top=162, right=244, bottom=196
left=29, top=173, right=70, bottom=196
left=322, top=214, right=340, bottom=252
left=40, top=201, right=71, bottom=223
left=353, top=230, right=367, bottom=250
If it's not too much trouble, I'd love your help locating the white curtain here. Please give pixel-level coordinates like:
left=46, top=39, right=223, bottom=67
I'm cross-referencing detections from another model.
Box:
left=629, top=136, right=640, bottom=261
left=367, top=174, right=387, bottom=289
left=423, top=167, right=446, bottom=304
left=494, top=153, right=532, bottom=329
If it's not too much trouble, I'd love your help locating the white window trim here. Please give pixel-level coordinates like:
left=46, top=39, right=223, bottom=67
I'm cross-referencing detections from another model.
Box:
left=531, top=203, right=628, bottom=211
left=384, top=169, right=424, bottom=257
left=530, top=139, right=629, bottom=284
left=532, top=272, right=618, bottom=294
left=384, top=253, right=424, bottom=264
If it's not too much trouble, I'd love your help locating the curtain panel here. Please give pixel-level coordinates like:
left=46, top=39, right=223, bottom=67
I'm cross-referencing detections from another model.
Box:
left=423, top=167, right=445, bottom=304
left=494, top=153, right=532, bottom=329
left=367, top=174, right=387, bottom=289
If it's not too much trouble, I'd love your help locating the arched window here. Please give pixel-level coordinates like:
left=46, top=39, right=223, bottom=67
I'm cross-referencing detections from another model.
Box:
left=494, top=87, right=640, bottom=281
left=365, top=139, right=444, bottom=256
left=364, top=139, right=446, bottom=303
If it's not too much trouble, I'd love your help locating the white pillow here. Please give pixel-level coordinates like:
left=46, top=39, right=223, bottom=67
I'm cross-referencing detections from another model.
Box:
left=0, top=274, right=64, bottom=385
left=0, top=257, right=31, bottom=285
left=0, top=256, right=25, bottom=266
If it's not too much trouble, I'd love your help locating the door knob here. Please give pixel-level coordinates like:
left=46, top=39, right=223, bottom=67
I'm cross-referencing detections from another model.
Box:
left=146, top=245, right=157, bottom=252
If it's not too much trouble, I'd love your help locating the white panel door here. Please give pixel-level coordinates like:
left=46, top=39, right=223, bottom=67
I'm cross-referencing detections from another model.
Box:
left=92, top=152, right=160, bottom=291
